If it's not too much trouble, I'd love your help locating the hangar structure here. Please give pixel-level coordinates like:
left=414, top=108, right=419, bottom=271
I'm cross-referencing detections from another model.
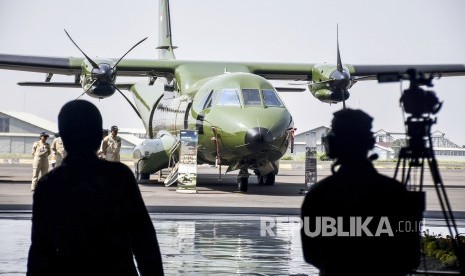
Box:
left=290, top=127, right=465, bottom=161
left=0, top=110, right=143, bottom=156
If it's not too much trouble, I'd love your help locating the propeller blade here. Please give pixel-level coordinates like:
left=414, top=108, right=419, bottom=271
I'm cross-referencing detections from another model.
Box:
left=113, top=85, right=142, bottom=119
left=64, top=29, right=100, bottom=69
left=77, top=79, right=98, bottom=99
left=113, top=37, right=148, bottom=69
left=336, top=24, right=343, bottom=73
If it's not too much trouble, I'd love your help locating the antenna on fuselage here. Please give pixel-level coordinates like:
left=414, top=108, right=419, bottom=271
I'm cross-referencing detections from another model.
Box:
left=157, top=0, right=177, bottom=59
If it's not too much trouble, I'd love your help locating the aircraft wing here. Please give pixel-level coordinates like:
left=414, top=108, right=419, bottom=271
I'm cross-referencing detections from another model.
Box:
left=0, top=54, right=82, bottom=75
left=245, top=62, right=465, bottom=104
left=0, top=54, right=178, bottom=77
left=1, top=53, right=464, bottom=105
left=2, top=53, right=464, bottom=81
left=350, top=64, right=465, bottom=81
left=246, top=62, right=465, bottom=82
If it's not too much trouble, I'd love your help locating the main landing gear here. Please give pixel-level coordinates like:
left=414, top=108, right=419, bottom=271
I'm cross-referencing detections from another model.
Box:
left=137, top=173, right=150, bottom=183
left=258, top=173, right=275, bottom=185
left=237, top=167, right=277, bottom=192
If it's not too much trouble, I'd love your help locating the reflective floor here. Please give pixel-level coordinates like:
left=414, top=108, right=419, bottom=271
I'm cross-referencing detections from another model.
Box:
left=1, top=213, right=464, bottom=276
left=0, top=213, right=317, bottom=276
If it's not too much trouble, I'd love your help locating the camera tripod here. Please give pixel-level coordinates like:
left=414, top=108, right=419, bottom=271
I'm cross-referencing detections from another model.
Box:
left=393, top=70, right=464, bottom=274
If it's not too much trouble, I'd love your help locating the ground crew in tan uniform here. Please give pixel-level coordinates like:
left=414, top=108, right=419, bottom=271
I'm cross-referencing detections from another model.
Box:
left=98, top=129, right=109, bottom=159
left=101, top=125, right=121, bottom=162
left=31, top=132, right=51, bottom=191
left=51, top=133, right=66, bottom=168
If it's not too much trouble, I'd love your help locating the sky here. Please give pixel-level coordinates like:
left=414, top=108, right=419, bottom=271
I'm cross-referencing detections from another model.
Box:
left=1, top=0, right=465, bottom=145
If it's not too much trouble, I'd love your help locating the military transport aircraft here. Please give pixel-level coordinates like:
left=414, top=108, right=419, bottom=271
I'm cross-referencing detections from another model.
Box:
left=1, top=0, right=465, bottom=192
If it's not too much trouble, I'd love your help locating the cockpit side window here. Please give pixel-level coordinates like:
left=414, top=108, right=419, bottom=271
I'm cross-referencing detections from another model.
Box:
left=262, top=89, right=283, bottom=107
left=242, top=89, right=262, bottom=106
left=217, top=89, right=241, bottom=106
left=198, top=90, right=213, bottom=110
left=204, top=90, right=218, bottom=109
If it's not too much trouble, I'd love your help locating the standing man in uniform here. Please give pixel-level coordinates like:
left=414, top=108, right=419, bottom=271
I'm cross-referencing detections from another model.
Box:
left=51, top=133, right=66, bottom=168
left=31, top=132, right=51, bottom=191
left=98, top=129, right=109, bottom=159
left=101, top=125, right=121, bottom=162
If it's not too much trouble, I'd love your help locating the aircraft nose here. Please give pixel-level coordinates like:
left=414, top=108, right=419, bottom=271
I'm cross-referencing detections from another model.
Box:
left=245, top=127, right=273, bottom=152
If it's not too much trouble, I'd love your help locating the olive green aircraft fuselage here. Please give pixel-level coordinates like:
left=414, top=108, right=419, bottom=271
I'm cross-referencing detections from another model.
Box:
left=129, top=63, right=294, bottom=187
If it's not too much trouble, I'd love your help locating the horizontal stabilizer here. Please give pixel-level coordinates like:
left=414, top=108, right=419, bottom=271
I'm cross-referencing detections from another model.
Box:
left=275, top=87, right=306, bottom=92
left=18, top=82, right=79, bottom=87
left=17, top=82, right=135, bottom=90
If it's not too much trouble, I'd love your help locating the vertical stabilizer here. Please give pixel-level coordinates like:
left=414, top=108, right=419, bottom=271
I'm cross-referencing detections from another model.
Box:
left=157, top=0, right=177, bottom=59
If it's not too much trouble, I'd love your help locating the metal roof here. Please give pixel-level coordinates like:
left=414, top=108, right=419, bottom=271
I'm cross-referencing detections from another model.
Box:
left=0, top=110, right=58, bottom=133
left=118, top=133, right=143, bottom=146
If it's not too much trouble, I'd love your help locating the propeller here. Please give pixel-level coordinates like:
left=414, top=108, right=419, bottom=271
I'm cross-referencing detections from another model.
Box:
left=64, top=29, right=146, bottom=118
left=113, top=85, right=142, bottom=119
left=333, top=24, right=349, bottom=109
left=301, top=25, right=352, bottom=107
left=113, top=37, right=147, bottom=69
left=64, top=29, right=100, bottom=69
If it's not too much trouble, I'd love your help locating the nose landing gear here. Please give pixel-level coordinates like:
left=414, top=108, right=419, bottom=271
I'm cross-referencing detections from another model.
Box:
left=237, top=166, right=250, bottom=192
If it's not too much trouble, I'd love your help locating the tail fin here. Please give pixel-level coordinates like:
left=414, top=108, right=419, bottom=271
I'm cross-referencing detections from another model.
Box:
left=157, top=0, right=177, bottom=59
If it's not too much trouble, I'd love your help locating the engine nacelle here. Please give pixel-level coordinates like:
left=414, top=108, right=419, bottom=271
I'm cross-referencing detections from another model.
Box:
left=133, top=132, right=177, bottom=174
left=309, top=63, right=352, bottom=104
left=81, top=60, right=117, bottom=99
left=310, top=88, right=350, bottom=104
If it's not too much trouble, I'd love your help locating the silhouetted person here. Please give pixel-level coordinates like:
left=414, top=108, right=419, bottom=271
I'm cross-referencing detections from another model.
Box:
left=301, top=109, right=422, bottom=276
left=27, top=100, right=164, bottom=276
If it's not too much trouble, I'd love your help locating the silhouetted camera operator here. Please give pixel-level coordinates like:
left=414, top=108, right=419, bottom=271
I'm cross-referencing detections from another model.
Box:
left=301, top=108, right=422, bottom=276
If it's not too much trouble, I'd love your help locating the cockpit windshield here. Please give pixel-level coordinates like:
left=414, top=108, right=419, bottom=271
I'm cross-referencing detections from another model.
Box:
left=262, top=89, right=283, bottom=107
left=217, top=89, right=241, bottom=106
left=201, top=88, right=283, bottom=109
left=242, top=89, right=261, bottom=106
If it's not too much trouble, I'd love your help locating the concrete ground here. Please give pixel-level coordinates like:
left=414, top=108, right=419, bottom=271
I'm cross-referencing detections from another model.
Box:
left=0, top=161, right=464, bottom=218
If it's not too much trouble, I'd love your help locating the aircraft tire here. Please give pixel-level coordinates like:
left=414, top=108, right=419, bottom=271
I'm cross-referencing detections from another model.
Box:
left=238, top=177, right=248, bottom=192
left=264, top=173, right=275, bottom=185
left=137, top=173, right=150, bottom=183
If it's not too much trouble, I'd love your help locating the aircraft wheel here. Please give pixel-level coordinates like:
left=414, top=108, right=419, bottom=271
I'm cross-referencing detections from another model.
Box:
left=258, top=175, right=265, bottom=185
left=237, top=177, right=248, bottom=192
left=264, top=173, right=275, bottom=185
left=137, top=173, right=150, bottom=183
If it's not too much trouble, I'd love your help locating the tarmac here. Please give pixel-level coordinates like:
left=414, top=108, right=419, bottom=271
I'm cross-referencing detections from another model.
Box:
left=1, top=160, right=464, bottom=218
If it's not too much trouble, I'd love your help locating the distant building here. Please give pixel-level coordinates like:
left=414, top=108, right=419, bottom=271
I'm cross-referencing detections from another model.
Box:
left=430, top=130, right=465, bottom=161
left=0, top=110, right=58, bottom=155
left=373, top=129, right=465, bottom=161
left=0, top=110, right=144, bottom=156
left=370, top=144, right=395, bottom=160
left=289, top=126, right=465, bottom=161
left=374, top=129, right=396, bottom=143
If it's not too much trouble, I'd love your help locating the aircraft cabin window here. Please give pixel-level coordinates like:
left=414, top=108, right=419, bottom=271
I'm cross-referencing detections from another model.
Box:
left=217, top=89, right=241, bottom=106
left=242, top=89, right=262, bottom=106
left=262, top=89, right=283, bottom=107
